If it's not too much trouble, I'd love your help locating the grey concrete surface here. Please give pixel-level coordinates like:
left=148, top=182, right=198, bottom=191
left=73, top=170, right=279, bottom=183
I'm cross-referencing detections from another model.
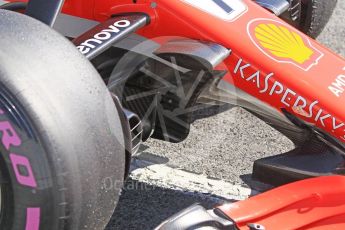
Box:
left=106, top=178, right=221, bottom=230
left=107, top=2, right=345, bottom=229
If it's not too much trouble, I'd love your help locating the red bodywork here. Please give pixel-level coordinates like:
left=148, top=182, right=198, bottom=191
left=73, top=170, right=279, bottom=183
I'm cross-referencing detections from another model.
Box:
left=219, top=176, right=345, bottom=229
left=61, top=0, right=345, bottom=145
left=10, top=1, right=345, bottom=144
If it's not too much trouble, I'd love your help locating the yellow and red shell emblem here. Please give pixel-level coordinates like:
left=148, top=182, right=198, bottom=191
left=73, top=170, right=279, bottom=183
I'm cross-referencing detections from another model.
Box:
left=247, top=19, right=323, bottom=71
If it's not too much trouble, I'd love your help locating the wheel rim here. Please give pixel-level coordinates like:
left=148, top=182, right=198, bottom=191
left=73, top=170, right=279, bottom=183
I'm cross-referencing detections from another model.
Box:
left=0, top=85, right=40, bottom=229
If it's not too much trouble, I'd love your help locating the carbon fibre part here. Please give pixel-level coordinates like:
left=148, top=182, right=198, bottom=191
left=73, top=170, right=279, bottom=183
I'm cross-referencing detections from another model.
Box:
left=26, top=0, right=64, bottom=26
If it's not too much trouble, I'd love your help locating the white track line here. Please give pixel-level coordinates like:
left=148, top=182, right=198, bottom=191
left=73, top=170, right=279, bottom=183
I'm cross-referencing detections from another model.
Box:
left=130, top=158, right=258, bottom=201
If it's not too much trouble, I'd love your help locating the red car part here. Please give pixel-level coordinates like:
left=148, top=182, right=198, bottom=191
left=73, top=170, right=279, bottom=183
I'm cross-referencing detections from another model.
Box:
left=62, top=0, right=345, bottom=146
left=156, top=176, right=345, bottom=230
left=73, top=0, right=345, bottom=185
left=219, top=176, right=345, bottom=230
left=8, top=1, right=345, bottom=143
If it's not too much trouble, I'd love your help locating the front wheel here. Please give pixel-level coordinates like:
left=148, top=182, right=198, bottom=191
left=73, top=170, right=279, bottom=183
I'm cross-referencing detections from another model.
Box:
left=282, top=0, right=337, bottom=38
left=0, top=10, right=125, bottom=229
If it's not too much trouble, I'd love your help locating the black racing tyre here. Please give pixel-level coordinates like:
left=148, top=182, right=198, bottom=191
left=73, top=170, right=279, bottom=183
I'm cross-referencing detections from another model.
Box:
left=283, top=0, right=337, bottom=38
left=300, top=0, right=337, bottom=38
left=0, top=10, right=125, bottom=230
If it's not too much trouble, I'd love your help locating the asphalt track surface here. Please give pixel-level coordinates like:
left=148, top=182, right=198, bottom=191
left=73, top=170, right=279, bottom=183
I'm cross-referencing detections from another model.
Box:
left=107, top=2, right=345, bottom=229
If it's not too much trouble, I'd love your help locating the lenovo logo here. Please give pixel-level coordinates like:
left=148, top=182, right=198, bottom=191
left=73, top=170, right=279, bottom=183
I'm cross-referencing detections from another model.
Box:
left=77, top=19, right=131, bottom=55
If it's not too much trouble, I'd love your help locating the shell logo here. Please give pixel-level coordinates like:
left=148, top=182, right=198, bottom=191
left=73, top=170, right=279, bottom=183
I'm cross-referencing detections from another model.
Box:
left=247, top=19, right=324, bottom=71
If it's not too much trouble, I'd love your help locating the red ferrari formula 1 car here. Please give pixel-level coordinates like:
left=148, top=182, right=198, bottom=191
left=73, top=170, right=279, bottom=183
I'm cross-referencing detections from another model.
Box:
left=0, top=0, right=343, bottom=229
